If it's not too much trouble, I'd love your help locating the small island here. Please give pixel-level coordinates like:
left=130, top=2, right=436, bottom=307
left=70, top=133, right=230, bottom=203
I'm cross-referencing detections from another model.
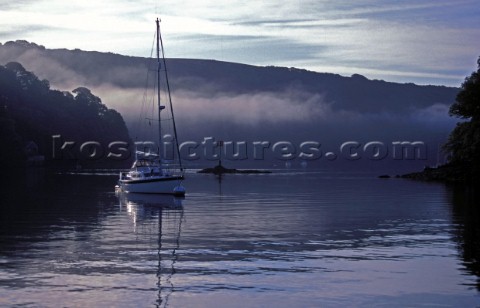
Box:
left=198, top=164, right=271, bottom=175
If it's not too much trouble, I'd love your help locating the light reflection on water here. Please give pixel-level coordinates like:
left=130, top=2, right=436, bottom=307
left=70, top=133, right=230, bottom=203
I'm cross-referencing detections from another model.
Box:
left=0, top=171, right=479, bottom=307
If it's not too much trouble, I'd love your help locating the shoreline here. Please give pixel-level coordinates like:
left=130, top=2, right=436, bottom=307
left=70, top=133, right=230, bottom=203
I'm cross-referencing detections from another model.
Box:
left=399, top=163, right=474, bottom=183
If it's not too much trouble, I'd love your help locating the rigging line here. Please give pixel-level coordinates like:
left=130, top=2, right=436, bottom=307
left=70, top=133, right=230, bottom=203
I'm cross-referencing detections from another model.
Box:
left=135, top=31, right=157, bottom=141
left=148, top=31, right=157, bottom=128
left=158, top=20, right=183, bottom=171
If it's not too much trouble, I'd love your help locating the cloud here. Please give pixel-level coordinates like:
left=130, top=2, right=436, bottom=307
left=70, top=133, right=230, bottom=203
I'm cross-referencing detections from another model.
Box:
left=1, top=0, right=479, bottom=86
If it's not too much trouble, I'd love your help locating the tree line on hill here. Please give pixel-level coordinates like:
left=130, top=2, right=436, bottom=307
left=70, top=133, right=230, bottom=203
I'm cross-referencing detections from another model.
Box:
left=0, top=62, right=132, bottom=169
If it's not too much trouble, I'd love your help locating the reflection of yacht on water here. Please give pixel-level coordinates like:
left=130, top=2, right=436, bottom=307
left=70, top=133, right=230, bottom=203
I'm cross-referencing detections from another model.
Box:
left=118, top=192, right=184, bottom=307
left=118, top=192, right=184, bottom=210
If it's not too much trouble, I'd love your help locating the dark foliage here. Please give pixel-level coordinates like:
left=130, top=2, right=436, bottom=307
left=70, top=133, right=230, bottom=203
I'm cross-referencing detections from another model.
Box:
left=0, top=62, right=132, bottom=169
left=450, top=57, right=480, bottom=121
left=444, top=57, right=480, bottom=179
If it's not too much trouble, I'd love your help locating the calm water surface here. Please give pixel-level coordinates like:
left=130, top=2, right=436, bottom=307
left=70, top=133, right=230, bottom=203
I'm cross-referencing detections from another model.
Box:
left=1, top=170, right=479, bottom=307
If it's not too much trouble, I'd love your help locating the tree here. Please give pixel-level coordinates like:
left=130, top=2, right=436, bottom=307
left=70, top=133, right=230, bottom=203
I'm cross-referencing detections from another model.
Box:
left=0, top=63, right=132, bottom=168
left=449, top=57, right=480, bottom=121
left=445, top=56, right=480, bottom=172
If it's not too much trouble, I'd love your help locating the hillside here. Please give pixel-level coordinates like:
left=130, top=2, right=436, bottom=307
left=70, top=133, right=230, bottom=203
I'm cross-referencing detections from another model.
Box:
left=0, top=40, right=458, bottom=114
left=0, top=40, right=462, bottom=172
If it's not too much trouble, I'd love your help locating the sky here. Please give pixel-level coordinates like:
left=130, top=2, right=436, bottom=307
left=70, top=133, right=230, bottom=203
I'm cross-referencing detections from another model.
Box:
left=0, top=0, right=479, bottom=86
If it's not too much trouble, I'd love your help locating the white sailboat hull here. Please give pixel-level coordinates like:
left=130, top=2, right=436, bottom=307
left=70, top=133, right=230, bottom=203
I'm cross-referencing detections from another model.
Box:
left=118, top=176, right=185, bottom=195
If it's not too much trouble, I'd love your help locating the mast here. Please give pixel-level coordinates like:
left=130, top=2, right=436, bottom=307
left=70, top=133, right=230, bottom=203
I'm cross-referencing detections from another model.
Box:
left=156, top=18, right=165, bottom=161
left=158, top=21, right=183, bottom=171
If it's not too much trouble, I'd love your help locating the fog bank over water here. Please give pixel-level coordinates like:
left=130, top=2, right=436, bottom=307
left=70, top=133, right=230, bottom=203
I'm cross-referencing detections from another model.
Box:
left=0, top=41, right=460, bottom=171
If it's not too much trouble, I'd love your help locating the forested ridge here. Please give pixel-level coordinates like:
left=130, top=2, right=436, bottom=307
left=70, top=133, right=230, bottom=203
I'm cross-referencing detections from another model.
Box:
left=0, top=62, right=132, bottom=168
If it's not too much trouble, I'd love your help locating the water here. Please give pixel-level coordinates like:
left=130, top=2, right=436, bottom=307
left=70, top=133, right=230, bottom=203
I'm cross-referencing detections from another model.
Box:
left=1, top=170, right=479, bottom=307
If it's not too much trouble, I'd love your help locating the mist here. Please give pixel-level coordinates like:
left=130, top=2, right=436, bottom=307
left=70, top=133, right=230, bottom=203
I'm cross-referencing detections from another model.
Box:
left=0, top=41, right=460, bottom=172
